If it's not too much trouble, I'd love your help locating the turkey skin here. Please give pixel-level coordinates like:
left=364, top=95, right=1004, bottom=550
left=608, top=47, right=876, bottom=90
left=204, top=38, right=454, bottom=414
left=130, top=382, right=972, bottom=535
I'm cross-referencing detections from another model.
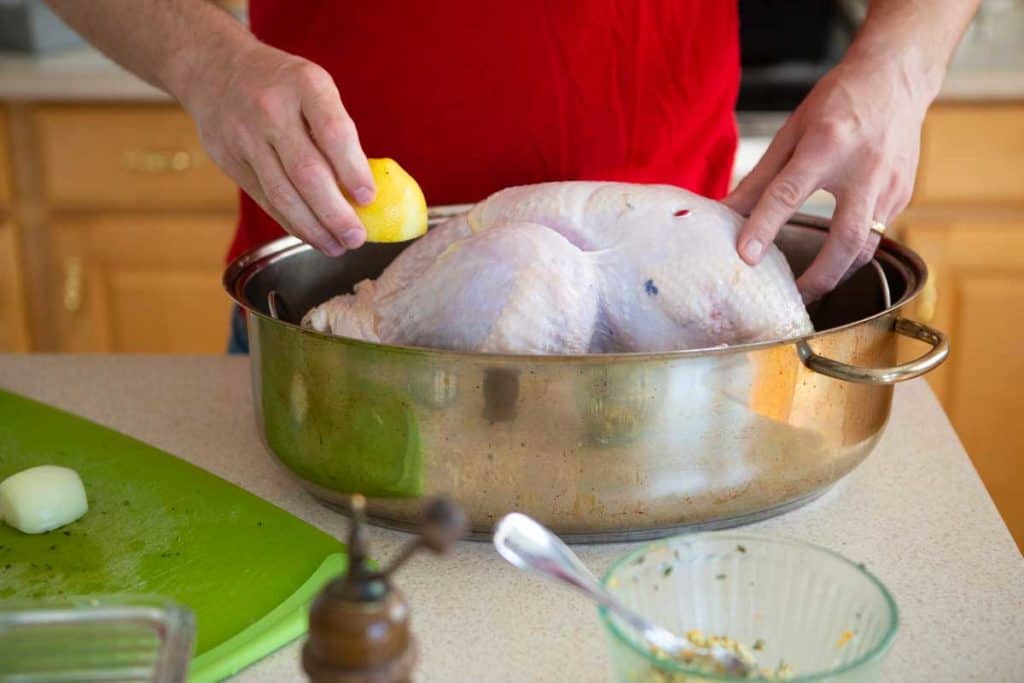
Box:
left=302, top=182, right=813, bottom=353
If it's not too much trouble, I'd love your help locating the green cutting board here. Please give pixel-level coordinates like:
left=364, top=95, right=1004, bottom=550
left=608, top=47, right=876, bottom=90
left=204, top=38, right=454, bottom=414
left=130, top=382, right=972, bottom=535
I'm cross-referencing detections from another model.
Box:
left=0, top=389, right=346, bottom=682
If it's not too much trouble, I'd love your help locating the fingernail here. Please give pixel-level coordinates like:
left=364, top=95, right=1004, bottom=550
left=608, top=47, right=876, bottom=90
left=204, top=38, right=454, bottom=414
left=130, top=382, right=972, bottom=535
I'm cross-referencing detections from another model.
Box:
left=741, top=238, right=764, bottom=263
left=353, top=186, right=375, bottom=206
left=342, top=228, right=365, bottom=249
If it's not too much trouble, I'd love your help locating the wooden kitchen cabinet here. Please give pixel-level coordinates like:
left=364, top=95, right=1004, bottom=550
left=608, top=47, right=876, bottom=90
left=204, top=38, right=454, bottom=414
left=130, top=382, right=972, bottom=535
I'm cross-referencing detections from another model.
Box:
left=0, top=108, right=10, bottom=206
left=48, top=214, right=236, bottom=353
left=898, top=102, right=1024, bottom=548
left=917, top=104, right=1024, bottom=205
left=0, top=102, right=239, bottom=353
left=36, top=104, right=235, bottom=211
left=0, top=221, right=31, bottom=351
left=0, top=110, right=30, bottom=351
left=902, top=216, right=1024, bottom=547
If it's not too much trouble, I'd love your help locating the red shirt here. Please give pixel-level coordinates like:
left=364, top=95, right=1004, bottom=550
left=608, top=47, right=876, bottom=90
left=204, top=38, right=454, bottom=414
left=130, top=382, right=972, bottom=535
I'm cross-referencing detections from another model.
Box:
left=229, top=1, right=740, bottom=261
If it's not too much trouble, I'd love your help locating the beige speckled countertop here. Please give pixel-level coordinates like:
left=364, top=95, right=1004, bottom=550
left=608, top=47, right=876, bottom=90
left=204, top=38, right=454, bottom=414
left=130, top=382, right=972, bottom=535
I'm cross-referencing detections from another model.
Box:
left=0, top=47, right=169, bottom=101
left=1, top=37, right=1023, bottom=103
left=0, top=355, right=1021, bottom=682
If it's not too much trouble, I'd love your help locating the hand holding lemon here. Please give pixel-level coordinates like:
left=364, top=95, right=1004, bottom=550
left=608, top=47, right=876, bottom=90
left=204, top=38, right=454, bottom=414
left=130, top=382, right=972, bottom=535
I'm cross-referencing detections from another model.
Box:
left=174, top=38, right=427, bottom=257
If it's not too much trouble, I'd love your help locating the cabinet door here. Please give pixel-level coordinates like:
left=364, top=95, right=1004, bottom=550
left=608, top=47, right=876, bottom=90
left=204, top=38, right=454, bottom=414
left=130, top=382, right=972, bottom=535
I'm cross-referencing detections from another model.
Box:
left=49, top=214, right=236, bottom=353
left=0, top=220, right=30, bottom=351
left=0, top=108, right=10, bottom=207
left=902, top=217, right=1024, bottom=547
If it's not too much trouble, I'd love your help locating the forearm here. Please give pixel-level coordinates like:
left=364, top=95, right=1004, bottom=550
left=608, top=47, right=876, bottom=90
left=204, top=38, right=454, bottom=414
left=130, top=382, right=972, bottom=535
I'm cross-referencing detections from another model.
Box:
left=43, top=0, right=255, bottom=105
left=847, top=0, right=980, bottom=106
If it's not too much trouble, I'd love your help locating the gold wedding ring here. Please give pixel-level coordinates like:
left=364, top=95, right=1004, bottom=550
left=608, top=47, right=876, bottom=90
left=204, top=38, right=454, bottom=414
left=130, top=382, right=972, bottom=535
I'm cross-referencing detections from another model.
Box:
left=870, top=220, right=887, bottom=236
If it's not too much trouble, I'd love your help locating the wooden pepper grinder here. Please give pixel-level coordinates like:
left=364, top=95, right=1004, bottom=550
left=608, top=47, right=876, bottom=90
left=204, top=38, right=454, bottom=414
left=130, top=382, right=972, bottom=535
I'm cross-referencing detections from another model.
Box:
left=303, top=494, right=468, bottom=683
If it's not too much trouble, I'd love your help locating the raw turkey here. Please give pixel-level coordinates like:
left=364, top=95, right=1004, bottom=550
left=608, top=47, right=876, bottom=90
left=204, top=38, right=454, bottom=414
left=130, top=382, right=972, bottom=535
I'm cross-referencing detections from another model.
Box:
left=302, top=182, right=813, bottom=353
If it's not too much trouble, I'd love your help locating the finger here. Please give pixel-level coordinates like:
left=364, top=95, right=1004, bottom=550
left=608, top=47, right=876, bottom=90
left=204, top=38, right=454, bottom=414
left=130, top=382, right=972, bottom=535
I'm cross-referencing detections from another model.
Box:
left=797, top=192, right=874, bottom=303
left=302, top=81, right=376, bottom=206
left=838, top=230, right=881, bottom=289
left=246, top=143, right=346, bottom=256
left=736, top=153, right=820, bottom=266
left=272, top=120, right=366, bottom=249
left=848, top=231, right=882, bottom=275
left=848, top=210, right=887, bottom=277
left=874, top=175, right=912, bottom=229
left=845, top=172, right=908, bottom=274
left=228, top=159, right=312, bottom=244
left=722, top=119, right=799, bottom=216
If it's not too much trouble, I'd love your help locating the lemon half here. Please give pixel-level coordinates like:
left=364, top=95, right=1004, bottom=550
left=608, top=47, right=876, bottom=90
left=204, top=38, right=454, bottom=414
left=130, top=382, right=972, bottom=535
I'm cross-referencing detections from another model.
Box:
left=349, top=158, right=428, bottom=243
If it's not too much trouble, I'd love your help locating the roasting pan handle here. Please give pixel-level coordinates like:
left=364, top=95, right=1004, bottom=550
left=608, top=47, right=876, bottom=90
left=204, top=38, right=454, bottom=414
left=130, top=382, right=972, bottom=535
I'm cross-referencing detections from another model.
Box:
left=797, top=318, right=949, bottom=385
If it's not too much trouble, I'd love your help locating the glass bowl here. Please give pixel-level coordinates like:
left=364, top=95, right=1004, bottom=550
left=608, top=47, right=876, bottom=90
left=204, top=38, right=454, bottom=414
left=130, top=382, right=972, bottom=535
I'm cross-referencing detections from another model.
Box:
left=599, top=533, right=898, bottom=682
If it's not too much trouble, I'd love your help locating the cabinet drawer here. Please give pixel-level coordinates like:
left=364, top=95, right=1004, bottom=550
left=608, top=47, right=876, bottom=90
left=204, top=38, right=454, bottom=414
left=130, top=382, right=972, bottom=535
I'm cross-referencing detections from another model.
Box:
left=916, top=104, right=1024, bottom=204
left=37, top=105, right=236, bottom=210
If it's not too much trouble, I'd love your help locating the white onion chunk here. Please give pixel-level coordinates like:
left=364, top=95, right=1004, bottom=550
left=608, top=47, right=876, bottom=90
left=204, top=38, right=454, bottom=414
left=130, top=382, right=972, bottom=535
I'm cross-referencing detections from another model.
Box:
left=0, top=465, right=89, bottom=534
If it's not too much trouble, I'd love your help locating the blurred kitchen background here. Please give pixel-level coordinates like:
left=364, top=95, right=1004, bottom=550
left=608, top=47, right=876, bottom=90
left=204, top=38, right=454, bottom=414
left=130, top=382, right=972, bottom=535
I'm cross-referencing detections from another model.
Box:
left=0, top=0, right=1021, bottom=546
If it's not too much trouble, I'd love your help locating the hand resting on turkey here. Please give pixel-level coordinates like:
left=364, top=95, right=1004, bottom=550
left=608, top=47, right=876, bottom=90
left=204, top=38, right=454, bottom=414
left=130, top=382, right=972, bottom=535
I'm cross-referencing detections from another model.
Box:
left=302, top=182, right=814, bottom=354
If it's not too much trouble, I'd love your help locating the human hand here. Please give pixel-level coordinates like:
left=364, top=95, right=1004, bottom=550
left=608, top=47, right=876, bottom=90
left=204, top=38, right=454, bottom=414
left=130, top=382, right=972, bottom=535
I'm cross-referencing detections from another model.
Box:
left=724, top=53, right=931, bottom=302
left=180, top=40, right=374, bottom=256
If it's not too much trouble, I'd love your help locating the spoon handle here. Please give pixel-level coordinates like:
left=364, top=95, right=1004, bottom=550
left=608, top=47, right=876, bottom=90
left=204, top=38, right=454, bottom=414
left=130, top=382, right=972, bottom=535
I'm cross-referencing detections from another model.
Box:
left=492, top=513, right=751, bottom=676
left=493, top=514, right=686, bottom=651
left=593, top=591, right=687, bottom=654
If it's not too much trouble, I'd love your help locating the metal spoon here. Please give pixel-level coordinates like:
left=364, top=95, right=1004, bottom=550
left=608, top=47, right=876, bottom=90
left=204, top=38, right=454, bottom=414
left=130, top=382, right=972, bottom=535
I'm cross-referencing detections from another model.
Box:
left=492, top=513, right=751, bottom=676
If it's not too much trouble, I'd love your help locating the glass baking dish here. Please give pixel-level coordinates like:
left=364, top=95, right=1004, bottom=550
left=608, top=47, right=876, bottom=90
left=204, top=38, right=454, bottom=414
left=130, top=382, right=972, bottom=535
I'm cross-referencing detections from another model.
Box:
left=0, top=595, right=194, bottom=682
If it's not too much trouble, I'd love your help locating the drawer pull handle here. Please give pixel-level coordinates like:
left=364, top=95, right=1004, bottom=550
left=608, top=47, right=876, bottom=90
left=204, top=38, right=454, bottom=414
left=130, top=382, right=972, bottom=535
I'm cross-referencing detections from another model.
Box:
left=121, top=149, right=195, bottom=174
left=64, top=257, right=83, bottom=314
